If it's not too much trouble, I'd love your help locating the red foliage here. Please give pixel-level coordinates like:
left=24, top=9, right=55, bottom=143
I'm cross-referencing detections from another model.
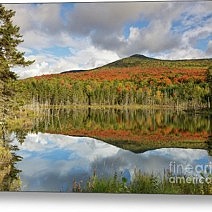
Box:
left=36, top=66, right=207, bottom=85
left=47, top=127, right=208, bottom=144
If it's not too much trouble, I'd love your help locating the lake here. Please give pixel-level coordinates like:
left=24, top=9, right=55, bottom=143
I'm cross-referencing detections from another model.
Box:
left=7, top=108, right=212, bottom=191
left=13, top=135, right=212, bottom=192
left=31, top=108, right=211, bottom=152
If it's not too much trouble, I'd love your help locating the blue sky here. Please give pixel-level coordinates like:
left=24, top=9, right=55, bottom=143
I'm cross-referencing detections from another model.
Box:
left=4, top=1, right=212, bottom=78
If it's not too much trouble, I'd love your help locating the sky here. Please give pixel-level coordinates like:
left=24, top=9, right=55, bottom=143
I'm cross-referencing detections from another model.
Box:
left=3, top=1, right=212, bottom=79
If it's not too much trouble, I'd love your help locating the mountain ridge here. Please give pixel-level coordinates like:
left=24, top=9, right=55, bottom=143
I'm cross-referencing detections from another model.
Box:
left=60, top=54, right=211, bottom=75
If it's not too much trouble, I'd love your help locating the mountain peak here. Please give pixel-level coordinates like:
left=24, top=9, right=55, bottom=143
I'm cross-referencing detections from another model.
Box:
left=129, top=54, right=150, bottom=59
left=101, top=54, right=154, bottom=69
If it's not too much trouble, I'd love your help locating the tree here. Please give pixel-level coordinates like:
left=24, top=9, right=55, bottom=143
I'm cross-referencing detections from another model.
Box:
left=206, top=66, right=212, bottom=109
left=0, top=5, right=34, bottom=68
left=0, top=4, right=34, bottom=191
left=0, top=4, right=34, bottom=118
left=0, top=4, right=34, bottom=146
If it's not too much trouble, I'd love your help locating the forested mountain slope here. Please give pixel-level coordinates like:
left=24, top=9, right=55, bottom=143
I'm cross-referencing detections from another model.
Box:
left=17, top=54, right=212, bottom=109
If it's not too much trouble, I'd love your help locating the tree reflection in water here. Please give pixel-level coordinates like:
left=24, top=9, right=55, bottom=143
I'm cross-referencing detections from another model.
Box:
left=206, top=113, right=212, bottom=156
left=32, top=108, right=211, bottom=153
left=0, top=122, right=23, bottom=191
left=0, top=108, right=211, bottom=191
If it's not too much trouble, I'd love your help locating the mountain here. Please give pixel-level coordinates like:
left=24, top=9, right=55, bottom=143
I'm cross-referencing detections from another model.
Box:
left=26, top=54, right=211, bottom=82
left=59, top=54, right=211, bottom=75
left=18, top=54, right=211, bottom=154
left=100, top=54, right=155, bottom=68
left=130, top=54, right=152, bottom=59
left=60, top=54, right=155, bottom=74
left=61, top=69, right=89, bottom=74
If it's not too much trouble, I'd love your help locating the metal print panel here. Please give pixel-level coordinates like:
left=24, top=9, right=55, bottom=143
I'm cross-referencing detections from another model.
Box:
left=0, top=1, right=212, bottom=194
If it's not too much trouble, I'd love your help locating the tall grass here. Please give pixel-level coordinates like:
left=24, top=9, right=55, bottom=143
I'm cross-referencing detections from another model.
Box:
left=73, top=169, right=212, bottom=194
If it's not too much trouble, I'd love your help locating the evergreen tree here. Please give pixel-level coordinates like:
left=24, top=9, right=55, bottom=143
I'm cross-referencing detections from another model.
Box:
left=0, top=4, right=34, bottom=140
left=0, top=4, right=34, bottom=68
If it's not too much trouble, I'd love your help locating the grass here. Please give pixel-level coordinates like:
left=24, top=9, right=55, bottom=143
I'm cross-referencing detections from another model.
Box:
left=73, top=169, right=212, bottom=194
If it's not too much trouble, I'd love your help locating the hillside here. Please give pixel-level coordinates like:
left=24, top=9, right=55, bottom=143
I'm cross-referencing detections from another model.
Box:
left=31, top=54, right=211, bottom=82
left=15, top=55, right=211, bottom=153
left=17, top=54, right=211, bottom=110
left=101, top=54, right=211, bottom=68
left=61, top=54, right=211, bottom=73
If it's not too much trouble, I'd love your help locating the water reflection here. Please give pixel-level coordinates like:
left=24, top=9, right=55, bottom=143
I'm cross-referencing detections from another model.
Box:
left=13, top=133, right=212, bottom=192
left=34, top=108, right=210, bottom=135
left=32, top=108, right=210, bottom=154
left=0, top=124, right=22, bottom=191
left=207, top=135, right=212, bottom=156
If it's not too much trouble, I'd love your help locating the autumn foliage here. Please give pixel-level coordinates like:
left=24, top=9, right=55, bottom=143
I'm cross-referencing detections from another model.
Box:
left=18, top=55, right=212, bottom=110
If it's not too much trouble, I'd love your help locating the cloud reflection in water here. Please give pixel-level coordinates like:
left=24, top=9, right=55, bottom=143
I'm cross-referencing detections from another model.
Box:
left=13, top=133, right=211, bottom=192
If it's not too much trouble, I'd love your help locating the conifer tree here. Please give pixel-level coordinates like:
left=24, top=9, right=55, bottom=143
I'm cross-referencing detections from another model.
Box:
left=0, top=4, right=34, bottom=139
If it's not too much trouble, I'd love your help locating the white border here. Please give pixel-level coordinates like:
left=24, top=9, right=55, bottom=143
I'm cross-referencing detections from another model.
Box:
left=0, top=1, right=211, bottom=212
left=0, top=192, right=212, bottom=212
left=0, top=0, right=171, bottom=3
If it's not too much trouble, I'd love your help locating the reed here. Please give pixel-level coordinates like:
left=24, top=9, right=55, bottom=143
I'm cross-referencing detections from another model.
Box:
left=73, top=169, right=212, bottom=194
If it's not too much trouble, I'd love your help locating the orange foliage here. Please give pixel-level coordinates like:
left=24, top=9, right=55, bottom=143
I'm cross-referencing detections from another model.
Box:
left=33, top=66, right=207, bottom=84
left=47, top=128, right=208, bottom=144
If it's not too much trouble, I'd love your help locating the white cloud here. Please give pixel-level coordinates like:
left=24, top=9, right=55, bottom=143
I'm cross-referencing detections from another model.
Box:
left=119, top=20, right=180, bottom=56
left=67, top=2, right=185, bottom=55
left=8, top=4, right=62, bottom=34
left=6, top=4, right=69, bottom=50
left=16, top=133, right=120, bottom=160
left=182, top=25, right=212, bottom=48
left=207, top=40, right=212, bottom=55
left=3, top=2, right=212, bottom=78
left=157, top=48, right=206, bottom=60
left=14, top=46, right=120, bottom=78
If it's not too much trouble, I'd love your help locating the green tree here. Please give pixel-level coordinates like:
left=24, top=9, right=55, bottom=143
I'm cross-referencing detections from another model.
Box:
left=0, top=5, right=34, bottom=68
left=206, top=66, right=212, bottom=109
left=0, top=4, right=34, bottom=123
left=0, top=4, right=33, bottom=191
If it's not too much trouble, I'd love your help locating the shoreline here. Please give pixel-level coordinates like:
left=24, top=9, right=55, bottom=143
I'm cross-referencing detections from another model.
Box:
left=24, top=103, right=211, bottom=111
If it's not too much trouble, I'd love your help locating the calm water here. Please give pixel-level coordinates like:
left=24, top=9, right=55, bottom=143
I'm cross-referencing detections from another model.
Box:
left=4, top=108, right=211, bottom=192
left=12, top=132, right=212, bottom=192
